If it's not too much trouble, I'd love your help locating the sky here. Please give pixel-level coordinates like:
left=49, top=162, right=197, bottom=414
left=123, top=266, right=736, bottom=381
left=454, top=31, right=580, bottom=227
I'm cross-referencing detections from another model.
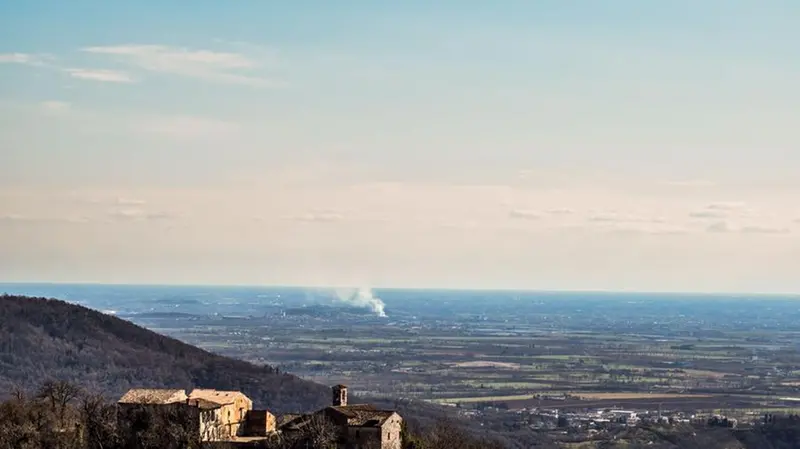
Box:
left=1, top=1, right=799, bottom=292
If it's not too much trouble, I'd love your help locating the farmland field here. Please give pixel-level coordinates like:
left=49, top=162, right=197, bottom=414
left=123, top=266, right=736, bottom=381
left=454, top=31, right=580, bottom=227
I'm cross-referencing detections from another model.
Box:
left=8, top=284, right=800, bottom=422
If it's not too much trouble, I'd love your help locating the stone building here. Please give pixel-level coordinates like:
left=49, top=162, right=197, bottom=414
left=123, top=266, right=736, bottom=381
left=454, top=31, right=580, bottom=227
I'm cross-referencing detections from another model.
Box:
left=333, top=384, right=348, bottom=406
left=117, top=388, right=200, bottom=444
left=242, top=409, right=277, bottom=437
left=117, top=387, right=275, bottom=443
left=281, top=385, right=403, bottom=449
left=116, top=385, right=401, bottom=448
left=188, top=389, right=256, bottom=438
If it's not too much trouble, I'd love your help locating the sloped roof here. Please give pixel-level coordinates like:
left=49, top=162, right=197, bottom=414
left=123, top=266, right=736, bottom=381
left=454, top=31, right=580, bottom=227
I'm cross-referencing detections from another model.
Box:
left=327, top=405, right=397, bottom=427
left=118, top=388, right=187, bottom=404
left=188, top=389, right=249, bottom=406
left=280, top=405, right=398, bottom=431
left=277, top=414, right=302, bottom=427
left=279, top=414, right=313, bottom=432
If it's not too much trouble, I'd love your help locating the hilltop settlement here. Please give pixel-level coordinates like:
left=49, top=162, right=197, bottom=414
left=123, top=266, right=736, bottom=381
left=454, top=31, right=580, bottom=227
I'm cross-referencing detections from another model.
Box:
left=117, top=384, right=402, bottom=448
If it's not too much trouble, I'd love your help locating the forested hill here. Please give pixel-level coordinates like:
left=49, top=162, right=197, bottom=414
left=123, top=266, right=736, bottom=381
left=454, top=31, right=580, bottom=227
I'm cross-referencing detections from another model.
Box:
left=0, top=294, right=330, bottom=413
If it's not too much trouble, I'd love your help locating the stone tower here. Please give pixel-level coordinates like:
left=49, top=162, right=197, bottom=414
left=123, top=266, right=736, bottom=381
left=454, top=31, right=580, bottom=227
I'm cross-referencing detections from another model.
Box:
left=332, top=384, right=348, bottom=407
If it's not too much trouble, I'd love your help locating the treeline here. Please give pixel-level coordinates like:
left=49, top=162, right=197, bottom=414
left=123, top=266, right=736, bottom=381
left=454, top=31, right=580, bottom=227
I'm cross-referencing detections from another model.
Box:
left=0, top=380, right=506, bottom=449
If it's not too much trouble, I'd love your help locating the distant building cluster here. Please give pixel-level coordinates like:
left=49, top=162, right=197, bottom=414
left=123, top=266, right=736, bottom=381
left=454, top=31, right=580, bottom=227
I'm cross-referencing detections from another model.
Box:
left=116, top=384, right=402, bottom=448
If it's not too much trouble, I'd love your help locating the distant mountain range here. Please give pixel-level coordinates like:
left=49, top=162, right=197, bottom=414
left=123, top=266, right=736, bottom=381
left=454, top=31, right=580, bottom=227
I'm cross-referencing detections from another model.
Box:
left=0, top=295, right=330, bottom=414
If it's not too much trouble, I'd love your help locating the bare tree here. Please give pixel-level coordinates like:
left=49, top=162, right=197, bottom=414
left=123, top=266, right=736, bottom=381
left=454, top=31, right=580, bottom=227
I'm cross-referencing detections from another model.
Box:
left=286, top=414, right=339, bottom=449
left=38, top=380, right=82, bottom=430
left=119, top=403, right=202, bottom=449
left=405, top=420, right=505, bottom=449
left=80, top=393, right=118, bottom=449
left=0, top=389, right=81, bottom=449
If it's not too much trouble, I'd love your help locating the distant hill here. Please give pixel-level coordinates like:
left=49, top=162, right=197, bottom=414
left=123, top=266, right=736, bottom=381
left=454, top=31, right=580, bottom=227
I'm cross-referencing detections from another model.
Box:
left=0, top=295, right=330, bottom=414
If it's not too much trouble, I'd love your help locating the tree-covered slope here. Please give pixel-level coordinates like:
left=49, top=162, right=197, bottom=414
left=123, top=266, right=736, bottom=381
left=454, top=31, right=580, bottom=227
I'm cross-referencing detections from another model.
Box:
left=0, top=295, right=329, bottom=414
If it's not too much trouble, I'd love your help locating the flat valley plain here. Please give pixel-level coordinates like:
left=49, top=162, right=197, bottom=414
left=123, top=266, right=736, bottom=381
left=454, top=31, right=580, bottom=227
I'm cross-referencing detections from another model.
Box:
left=5, top=284, right=800, bottom=421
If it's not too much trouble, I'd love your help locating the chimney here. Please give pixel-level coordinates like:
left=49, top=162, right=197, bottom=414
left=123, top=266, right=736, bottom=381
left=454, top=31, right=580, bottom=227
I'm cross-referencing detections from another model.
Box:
left=332, top=385, right=348, bottom=407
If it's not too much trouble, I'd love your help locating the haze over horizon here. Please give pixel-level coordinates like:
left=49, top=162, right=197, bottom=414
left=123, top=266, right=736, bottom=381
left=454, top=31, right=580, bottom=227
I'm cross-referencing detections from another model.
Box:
left=2, top=2, right=799, bottom=292
left=3, top=281, right=800, bottom=298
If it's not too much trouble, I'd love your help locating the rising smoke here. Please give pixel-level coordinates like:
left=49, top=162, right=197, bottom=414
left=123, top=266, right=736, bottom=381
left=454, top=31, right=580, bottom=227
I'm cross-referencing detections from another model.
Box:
left=333, top=287, right=387, bottom=317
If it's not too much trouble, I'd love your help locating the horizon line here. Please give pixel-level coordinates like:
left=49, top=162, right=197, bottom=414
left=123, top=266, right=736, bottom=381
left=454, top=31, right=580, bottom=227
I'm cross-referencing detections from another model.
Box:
left=1, top=280, right=799, bottom=298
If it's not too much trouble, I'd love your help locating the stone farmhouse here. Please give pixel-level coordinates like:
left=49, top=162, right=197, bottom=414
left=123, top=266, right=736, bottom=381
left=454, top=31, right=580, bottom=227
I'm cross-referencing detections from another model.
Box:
left=116, top=384, right=401, bottom=448
left=117, top=387, right=275, bottom=442
left=280, top=385, right=403, bottom=449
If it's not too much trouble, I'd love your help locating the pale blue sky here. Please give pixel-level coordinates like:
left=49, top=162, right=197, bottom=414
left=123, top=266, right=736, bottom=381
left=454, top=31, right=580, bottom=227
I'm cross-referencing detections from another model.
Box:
left=1, top=1, right=799, bottom=292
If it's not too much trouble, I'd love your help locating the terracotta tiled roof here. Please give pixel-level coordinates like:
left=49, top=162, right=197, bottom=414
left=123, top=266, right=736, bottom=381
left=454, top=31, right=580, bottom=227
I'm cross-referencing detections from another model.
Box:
left=328, top=405, right=396, bottom=427
left=118, top=389, right=187, bottom=404
left=188, top=389, right=248, bottom=406
left=281, top=405, right=397, bottom=431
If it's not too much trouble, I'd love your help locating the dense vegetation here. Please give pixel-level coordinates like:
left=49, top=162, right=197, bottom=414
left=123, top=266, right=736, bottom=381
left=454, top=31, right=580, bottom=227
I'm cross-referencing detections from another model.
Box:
left=0, top=295, right=330, bottom=413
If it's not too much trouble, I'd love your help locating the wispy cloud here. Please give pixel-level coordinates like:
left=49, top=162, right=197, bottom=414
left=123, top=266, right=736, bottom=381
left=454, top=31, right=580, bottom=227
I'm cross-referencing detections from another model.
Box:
left=508, top=209, right=541, bottom=220
left=1, top=51, right=135, bottom=84
left=40, top=101, right=71, bottom=113
left=133, top=115, right=242, bottom=140
left=663, top=180, right=716, bottom=187
left=115, top=198, right=146, bottom=206
left=286, top=211, right=345, bottom=223
left=741, top=225, right=791, bottom=235
left=580, top=212, right=688, bottom=237
left=66, top=68, right=135, bottom=83
left=68, top=195, right=148, bottom=206
left=706, top=202, right=746, bottom=211
left=438, top=220, right=480, bottom=230
left=690, top=202, right=753, bottom=220
left=0, top=52, right=53, bottom=66
left=108, top=208, right=171, bottom=222
left=0, top=213, right=90, bottom=225
left=689, top=210, right=726, bottom=219
left=587, top=212, right=665, bottom=224
left=82, top=44, right=282, bottom=87
left=547, top=208, right=575, bottom=215
left=607, top=226, right=689, bottom=236
left=707, top=221, right=791, bottom=235
left=707, top=221, right=731, bottom=233
left=0, top=53, right=34, bottom=64
left=0, top=213, right=28, bottom=222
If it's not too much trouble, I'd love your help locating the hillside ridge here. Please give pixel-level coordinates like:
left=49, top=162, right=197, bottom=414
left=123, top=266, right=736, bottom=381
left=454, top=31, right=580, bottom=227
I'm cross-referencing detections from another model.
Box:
left=0, top=294, right=330, bottom=413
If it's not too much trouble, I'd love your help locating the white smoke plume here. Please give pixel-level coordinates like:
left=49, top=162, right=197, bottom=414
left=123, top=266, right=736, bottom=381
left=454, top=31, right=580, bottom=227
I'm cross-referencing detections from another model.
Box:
left=333, top=287, right=387, bottom=317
